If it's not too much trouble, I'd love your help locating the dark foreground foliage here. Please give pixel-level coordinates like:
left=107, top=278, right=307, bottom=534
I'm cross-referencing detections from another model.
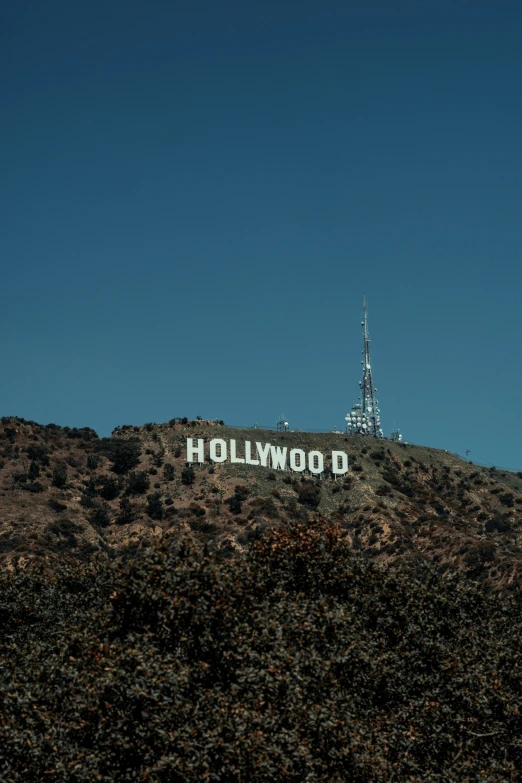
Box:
left=1, top=522, right=522, bottom=781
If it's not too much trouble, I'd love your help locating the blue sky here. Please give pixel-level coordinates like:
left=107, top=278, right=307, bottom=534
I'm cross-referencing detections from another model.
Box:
left=2, top=1, right=521, bottom=470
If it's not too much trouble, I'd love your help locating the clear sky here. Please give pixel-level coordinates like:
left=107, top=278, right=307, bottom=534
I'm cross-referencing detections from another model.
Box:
left=2, top=1, right=521, bottom=470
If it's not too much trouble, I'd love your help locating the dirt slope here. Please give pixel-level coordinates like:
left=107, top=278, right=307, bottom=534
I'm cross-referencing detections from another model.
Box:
left=1, top=416, right=522, bottom=590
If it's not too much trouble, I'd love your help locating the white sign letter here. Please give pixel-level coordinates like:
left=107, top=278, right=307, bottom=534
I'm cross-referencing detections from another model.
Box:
left=308, top=450, right=324, bottom=475
left=230, top=439, right=245, bottom=464
left=331, top=451, right=348, bottom=475
left=245, top=441, right=259, bottom=465
left=270, top=445, right=287, bottom=471
left=289, top=448, right=306, bottom=472
left=186, top=438, right=205, bottom=464
left=256, top=442, right=271, bottom=467
left=209, top=438, right=227, bottom=463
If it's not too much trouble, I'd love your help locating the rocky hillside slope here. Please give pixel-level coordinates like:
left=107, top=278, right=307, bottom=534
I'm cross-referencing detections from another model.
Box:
left=1, top=416, right=522, bottom=590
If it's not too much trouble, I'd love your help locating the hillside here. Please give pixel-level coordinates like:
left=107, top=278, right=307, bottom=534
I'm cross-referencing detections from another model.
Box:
left=3, top=416, right=522, bottom=780
left=2, top=416, right=522, bottom=589
left=2, top=522, right=522, bottom=782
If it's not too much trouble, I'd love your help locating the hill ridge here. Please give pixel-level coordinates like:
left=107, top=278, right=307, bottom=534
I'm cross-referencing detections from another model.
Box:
left=1, top=416, right=522, bottom=591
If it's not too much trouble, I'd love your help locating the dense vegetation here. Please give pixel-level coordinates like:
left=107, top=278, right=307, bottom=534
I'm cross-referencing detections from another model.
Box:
left=1, top=521, right=522, bottom=781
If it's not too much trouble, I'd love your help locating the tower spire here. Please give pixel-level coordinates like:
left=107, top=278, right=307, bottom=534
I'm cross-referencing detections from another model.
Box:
left=345, top=295, right=384, bottom=438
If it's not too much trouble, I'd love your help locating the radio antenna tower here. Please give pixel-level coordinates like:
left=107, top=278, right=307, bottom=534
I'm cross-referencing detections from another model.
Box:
left=345, top=295, right=384, bottom=438
left=276, top=414, right=289, bottom=432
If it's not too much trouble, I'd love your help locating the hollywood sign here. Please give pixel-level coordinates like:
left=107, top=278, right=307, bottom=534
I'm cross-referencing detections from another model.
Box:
left=186, top=438, right=349, bottom=475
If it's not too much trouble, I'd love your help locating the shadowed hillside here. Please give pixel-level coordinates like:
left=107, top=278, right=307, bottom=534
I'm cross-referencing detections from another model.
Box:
left=1, top=416, right=522, bottom=590
left=1, top=521, right=522, bottom=781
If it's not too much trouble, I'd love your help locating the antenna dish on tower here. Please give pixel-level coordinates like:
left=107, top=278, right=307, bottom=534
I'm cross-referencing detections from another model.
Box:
left=276, top=415, right=289, bottom=432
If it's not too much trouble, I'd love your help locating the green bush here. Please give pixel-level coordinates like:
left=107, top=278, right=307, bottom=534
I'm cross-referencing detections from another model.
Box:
left=153, top=451, right=164, bottom=468
left=97, top=476, right=120, bottom=501
left=87, top=454, right=100, bottom=470
left=89, top=502, right=111, bottom=528
left=52, top=464, right=67, bottom=488
left=228, top=494, right=243, bottom=514
left=24, top=481, right=44, bottom=493
left=126, top=471, right=150, bottom=496
left=95, top=438, right=142, bottom=474
left=47, top=519, right=82, bottom=544
left=66, top=427, right=98, bottom=441
left=147, top=491, right=164, bottom=521
left=26, top=445, right=50, bottom=465
left=80, top=479, right=98, bottom=508
left=48, top=498, right=68, bottom=513
left=117, top=497, right=135, bottom=525
left=181, top=466, right=195, bottom=486
left=3, top=426, right=16, bottom=443
left=485, top=517, right=511, bottom=534
left=189, top=519, right=217, bottom=534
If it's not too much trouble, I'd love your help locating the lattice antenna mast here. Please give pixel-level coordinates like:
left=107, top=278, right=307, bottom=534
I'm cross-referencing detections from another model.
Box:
left=361, top=295, right=381, bottom=432
left=345, top=295, right=383, bottom=438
